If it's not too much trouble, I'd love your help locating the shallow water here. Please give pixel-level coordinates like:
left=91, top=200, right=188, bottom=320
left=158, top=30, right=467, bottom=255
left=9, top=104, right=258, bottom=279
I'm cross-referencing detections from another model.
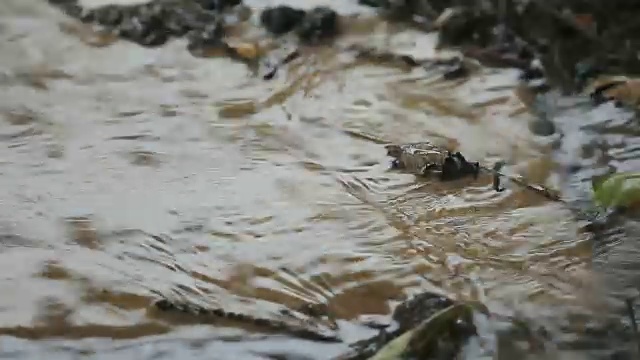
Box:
left=0, top=0, right=638, bottom=359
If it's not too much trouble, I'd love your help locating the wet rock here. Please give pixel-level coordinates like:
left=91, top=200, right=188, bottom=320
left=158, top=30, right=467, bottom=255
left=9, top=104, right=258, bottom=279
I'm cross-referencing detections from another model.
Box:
left=519, top=59, right=546, bottom=83
left=58, top=2, right=85, bottom=20
left=440, top=151, right=480, bottom=181
left=436, top=7, right=496, bottom=49
left=152, top=297, right=340, bottom=342
left=260, top=5, right=306, bottom=36
left=194, top=0, right=242, bottom=11
left=48, top=0, right=84, bottom=19
left=48, top=0, right=267, bottom=67
left=516, top=63, right=552, bottom=133
left=116, top=12, right=169, bottom=47
left=88, top=5, right=125, bottom=28
left=342, top=292, right=455, bottom=359
left=166, top=5, right=220, bottom=37
left=442, top=57, right=470, bottom=80
left=357, top=0, right=389, bottom=8
left=529, top=118, right=556, bottom=136
left=574, top=60, right=604, bottom=91
left=296, top=6, right=339, bottom=44
left=50, top=0, right=226, bottom=46
left=370, top=0, right=440, bottom=22
left=392, top=292, right=453, bottom=329
left=186, top=21, right=226, bottom=55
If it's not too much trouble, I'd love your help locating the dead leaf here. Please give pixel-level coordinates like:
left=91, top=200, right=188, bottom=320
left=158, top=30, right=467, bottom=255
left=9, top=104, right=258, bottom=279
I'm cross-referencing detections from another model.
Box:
left=229, top=42, right=261, bottom=60
left=585, top=75, right=640, bottom=108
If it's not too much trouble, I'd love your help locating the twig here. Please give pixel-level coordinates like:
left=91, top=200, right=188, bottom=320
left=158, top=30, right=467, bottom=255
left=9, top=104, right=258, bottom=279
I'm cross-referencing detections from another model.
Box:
left=486, top=164, right=562, bottom=202
left=262, top=48, right=301, bottom=80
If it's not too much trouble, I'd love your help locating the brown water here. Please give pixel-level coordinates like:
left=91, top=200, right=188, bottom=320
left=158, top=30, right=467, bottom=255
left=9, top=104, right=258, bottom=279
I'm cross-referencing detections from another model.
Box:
left=0, top=0, right=637, bottom=359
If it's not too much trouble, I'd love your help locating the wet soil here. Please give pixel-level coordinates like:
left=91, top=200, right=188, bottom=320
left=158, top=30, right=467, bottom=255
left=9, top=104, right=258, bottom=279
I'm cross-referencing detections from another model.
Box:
left=1, top=0, right=639, bottom=359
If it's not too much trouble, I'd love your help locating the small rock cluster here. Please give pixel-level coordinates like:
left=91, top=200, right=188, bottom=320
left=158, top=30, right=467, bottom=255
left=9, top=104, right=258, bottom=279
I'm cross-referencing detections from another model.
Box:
left=260, top=5, right=340, bottom=44
left=48, top=0, right=340, bottom=56
left=49, top=0, right=236, bottom=49
left=359, top=0, right=640, bottom=94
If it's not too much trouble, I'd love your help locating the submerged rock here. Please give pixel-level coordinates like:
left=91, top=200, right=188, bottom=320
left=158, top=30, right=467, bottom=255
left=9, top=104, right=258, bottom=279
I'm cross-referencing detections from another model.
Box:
left=440, top=151, right=480, bottom=181
left=259, top=5, right=339, bottom=44
left=441, top=57, right=472, bottom=80
left=86, top=4, right=125, bottom=27
left=49, top=0, right=240, bottom=53
left=115, top=8, right=170, bottom=47
left=194, top=0, right=242, bottom=11
left=296, top=6, right=339, bottom=44
left=435, top=7, right=496, bottom=49
left=528, top=118, right=556, bottom=137
left=260, top=5, right=306, bottom=35
left=357, top=0, right=389, bottom=8
left=153, top=297, right=341, bottom=343
left=186, top=21, right=226, bottom=55
left=341, top=292, right=455, bottom=360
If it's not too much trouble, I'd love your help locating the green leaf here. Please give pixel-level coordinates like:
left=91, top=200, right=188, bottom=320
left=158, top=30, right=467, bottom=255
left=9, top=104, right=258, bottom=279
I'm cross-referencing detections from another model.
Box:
left=591, top=174, right=610, bottom=193
left=368, top=327, right=415, bottom=360
left=368, top=303, right=477, bottom=360
left=592, top=172, right=640, bottom=208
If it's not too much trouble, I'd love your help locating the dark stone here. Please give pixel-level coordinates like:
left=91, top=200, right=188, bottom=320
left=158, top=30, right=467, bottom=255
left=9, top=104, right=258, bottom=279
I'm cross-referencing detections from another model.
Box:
left=372, top=0, right=440, bottom=22
left=437, top=8, right=497, bottom=49
left=391, top=292, right=453, bottom=332
left=296, top=6, right=339, bottom=44
left=519, top=62, right=545, bottom=82
left=117, top=13, right=170, bottom=47
left=358, top=0, right=390, bottom=8
left=343, top=292, right=455, bottom=359
left=195, top=0, right=242, bottom=11
left=153, top=299, right=174, bottom=311
left=61, top=3, right=84, bottom=20
left=440, top=152, right=480, bottom=181
left=529, top=118, right=556, bottom=136
left=574, top=60, right=604, bottom=91
left=442, top=58, right=470, bottom=80
left=186, top=22, right=225, bottom=53
left=260, top=5, right=306, bottom=35
left=166, top=6, right=219, bottom=37
left=91, top=5, right=125, bottom=27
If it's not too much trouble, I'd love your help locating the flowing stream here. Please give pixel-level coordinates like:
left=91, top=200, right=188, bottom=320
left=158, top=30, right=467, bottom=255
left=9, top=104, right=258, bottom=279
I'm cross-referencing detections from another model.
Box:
left=0, top=0, right=638, bottom=359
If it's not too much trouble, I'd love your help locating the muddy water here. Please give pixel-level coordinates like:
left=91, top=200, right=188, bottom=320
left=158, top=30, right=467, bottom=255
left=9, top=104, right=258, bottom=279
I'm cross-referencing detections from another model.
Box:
left=0, top=0, right=635, bottom=359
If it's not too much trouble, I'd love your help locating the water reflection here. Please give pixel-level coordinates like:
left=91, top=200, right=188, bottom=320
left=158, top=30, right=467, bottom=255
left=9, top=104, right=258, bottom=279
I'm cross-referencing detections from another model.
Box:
left=0, top=0, right=637, bottom=358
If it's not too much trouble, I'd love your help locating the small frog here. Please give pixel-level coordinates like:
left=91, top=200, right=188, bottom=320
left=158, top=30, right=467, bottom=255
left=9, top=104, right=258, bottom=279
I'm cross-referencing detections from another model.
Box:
left=385, top=142, right=479, bottom=181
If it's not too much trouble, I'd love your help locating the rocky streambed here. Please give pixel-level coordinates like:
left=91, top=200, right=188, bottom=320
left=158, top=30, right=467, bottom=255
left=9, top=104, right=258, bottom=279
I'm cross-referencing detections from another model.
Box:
left=1, top=0, right=640, bottom=359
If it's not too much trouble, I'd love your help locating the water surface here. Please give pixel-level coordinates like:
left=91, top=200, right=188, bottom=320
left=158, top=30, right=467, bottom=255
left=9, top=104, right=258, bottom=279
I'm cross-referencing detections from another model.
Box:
left=0, top=1, right=636, bottom=358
